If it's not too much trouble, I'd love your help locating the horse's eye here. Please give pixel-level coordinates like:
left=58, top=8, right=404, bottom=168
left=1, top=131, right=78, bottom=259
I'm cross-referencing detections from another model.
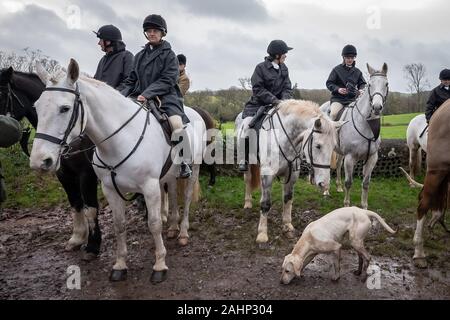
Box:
left=60, top=105, right=70, bottom=113
left=316, top=144, right=321, bottom=150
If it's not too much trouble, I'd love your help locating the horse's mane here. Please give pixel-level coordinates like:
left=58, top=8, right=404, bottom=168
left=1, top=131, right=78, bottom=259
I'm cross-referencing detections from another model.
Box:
left=279, top=99, right=335, bottom=135
left=10, top=71, right=45, bottom=94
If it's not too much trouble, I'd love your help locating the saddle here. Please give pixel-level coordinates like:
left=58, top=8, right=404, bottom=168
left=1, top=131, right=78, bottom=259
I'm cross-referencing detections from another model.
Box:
left=145, top=100, right=173, bottom=145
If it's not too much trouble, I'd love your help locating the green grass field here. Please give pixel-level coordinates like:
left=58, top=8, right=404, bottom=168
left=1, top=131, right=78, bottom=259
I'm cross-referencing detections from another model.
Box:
left=221, top=112, right=422, bottom=139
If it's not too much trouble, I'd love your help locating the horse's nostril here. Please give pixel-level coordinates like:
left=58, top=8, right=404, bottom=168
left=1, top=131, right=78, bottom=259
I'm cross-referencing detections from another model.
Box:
left=42, top=158, right=53, bottom=169
left=318, top=182, right=324, bottom=188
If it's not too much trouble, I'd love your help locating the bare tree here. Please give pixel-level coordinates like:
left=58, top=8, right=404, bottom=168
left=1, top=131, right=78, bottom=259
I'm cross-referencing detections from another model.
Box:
left=0, top=48, right=61, bottom=74
left=403, top=63, right=429, bottom=112
left=238, top=77, right=252, bottom=90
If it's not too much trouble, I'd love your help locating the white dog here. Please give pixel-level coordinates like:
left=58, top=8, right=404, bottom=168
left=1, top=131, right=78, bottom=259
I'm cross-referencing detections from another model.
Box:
left=281, top=207, right=397, bottom=284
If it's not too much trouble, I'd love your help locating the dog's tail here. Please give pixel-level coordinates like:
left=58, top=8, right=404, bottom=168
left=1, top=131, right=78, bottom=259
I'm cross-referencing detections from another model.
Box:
left=365, top=210, right=398, bottom=234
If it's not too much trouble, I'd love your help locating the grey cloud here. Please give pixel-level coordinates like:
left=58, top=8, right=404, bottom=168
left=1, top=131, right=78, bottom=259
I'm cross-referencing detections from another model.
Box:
left=174, top=0, right=269, bottom=23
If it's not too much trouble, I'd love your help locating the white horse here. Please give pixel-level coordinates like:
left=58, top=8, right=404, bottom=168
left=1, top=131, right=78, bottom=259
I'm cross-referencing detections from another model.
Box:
left=406, top=114, right=428, bottom=184
left=236, top=100, right=344, bottom=244
left=321, top=63, right=389, bottom=209
left=30, top=59, right=205, bottom=283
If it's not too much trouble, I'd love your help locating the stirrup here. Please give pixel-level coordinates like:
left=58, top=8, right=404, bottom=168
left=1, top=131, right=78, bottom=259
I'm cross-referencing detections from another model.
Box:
left=238, top=160, right=249, bottom=172
left=179, top=162, right=192, bottom=179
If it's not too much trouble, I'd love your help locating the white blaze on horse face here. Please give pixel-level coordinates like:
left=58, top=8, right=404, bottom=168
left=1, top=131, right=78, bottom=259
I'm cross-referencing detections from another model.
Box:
left=29, top=89, right=77, bottom=172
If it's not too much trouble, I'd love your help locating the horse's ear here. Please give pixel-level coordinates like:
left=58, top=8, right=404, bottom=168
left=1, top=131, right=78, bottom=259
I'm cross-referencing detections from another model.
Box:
left=4, top=67, right=14, bottom=81
left=314, top=118, right=322, bottom=130
left=382, top=63, right=388, bottom=75
left=367, top=63, right=375, bottom=75
left=66, top=58, right=79, bottom=86
left=333, top=120, right=348, bottom=131
left=35, top=62, right=51, bottom=85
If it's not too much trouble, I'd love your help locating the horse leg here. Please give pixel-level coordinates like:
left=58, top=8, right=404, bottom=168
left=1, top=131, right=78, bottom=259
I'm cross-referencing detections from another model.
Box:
left=256, top=175, right=273, bottom=244
left=361, top=152, right=378, bottom=210
left=179, top=165, right=200, bottom=246
left=102, top=184, right=128, bottom=282
left=166, top=180, right=179, bottom=239
left=143, top=179, right=168, bottom=284
left=409, top=144, right=421, bottom=184
left=207, top=163, right=216, bottom=187
left=281, top=175, right=297, bottom=239
left=80, top=169, right=101, bottom=261
left=56, top=169, right=88, bottom=251
left=160, top=184, right=169, bottom=224
left=244, top=171, right=253, bottom=209
left=413, top=172, right=446, bottom=268
left=336, top=154, right=344, bottom=193
left=343, top=155, right=356, bottom=207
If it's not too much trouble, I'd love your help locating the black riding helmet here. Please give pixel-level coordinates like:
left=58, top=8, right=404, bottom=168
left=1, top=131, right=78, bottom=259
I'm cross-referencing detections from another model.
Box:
left=439, top=68, right=450, bottom=80
left=143, top=14, right=167, bottom=35
left=267, top=40, right=293, bottom=57
left=93, top=25, right=122, bottom=42
left=342, top=44, right=357, bottom=57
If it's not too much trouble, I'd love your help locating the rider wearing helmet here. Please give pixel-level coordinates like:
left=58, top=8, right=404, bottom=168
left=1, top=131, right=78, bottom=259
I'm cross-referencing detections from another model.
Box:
left=425, top=68, right=450, bottom=123
left=93, top=25, right=134, bottom=89
left=238, top=40, right=294, bottom=172
left=120, top=14, right=192, bottom=178
left=326, top=44, right=366, bottom=121
left=177, top=54, right=190, bottom=96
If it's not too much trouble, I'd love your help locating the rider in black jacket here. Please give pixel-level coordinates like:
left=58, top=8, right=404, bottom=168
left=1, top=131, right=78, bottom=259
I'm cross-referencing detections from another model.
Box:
left=326, top=45, right=366, bottom=120
left=425, top=69, right=450, bottom=123
left=239, top=40, right=294, bottom=172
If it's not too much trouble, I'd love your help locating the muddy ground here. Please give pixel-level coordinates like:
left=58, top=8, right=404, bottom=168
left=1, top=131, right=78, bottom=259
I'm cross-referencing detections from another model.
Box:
left=0, top=200, right=449, bottom=300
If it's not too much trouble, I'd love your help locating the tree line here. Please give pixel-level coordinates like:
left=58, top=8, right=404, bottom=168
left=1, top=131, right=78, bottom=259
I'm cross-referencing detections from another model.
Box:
left=1, top=49, right=432, bottom=123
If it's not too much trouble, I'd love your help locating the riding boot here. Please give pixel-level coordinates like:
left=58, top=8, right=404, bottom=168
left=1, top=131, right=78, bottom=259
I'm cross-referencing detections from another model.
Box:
left=173, top=129, right=192, bottom=179
left=238, top=137, right=249, bottom=172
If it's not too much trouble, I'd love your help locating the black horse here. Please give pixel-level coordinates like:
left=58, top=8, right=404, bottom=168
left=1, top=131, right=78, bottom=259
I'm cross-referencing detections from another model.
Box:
left=0, top=67, right=101, bottom=259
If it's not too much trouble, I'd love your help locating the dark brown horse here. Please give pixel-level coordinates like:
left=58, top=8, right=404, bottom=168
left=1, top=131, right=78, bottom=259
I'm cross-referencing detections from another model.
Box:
left=412, top=99, right=450, bottom=268
left=0, top=67, right=101, bottom=259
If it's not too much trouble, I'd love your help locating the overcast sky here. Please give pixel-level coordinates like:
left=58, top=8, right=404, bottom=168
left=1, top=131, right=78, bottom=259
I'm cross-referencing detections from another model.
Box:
left=0, top=0, right=448, bottom=92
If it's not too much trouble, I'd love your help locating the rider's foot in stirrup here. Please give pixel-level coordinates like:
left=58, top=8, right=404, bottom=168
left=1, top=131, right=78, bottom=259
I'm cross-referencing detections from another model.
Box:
left=179, top=161, right=192, bottom=179
left=238, top=160, right=249, bottom=172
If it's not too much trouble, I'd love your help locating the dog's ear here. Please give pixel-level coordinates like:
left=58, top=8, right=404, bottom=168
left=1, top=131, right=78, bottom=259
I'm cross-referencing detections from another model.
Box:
left=289, top=255, right=302, bottom=277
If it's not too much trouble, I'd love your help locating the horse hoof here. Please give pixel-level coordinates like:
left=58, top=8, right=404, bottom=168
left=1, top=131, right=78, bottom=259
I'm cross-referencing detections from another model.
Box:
left=167, top=230, right=178, bottom=239
left=178, top=237, right=189, bottom=246
left=257, top=242, right=270, bottom=250
left=151, top=270, right=167, bottom=284
left=353, top=270, right=362, bottom=276
left=109, top=269, right=127, bottom=282
left=161, top=216, right=168, bottom=224
left=337, top=187, right=344, bottom=193
left=65, top=243, right=82, bottom=252
left=413, top=257, right=428, bottom=269
left=284, top=230, right=296, bottom=239
left=331, top=276, right=340, bottom=283
left=81, top=251, right=98, bottom=262
left=244, top=208, right=252, bottom=215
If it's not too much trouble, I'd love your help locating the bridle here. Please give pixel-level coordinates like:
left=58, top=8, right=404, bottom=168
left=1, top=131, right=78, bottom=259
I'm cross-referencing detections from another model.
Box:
left=34, top=84, right=85, bottom=158
left=34, top=83, right=152, bottom=202
left=268, top=109, right=331, bottom=184
left=0, top=83, right=27, bottom=117
left=367, top=72, right=389, bottom=113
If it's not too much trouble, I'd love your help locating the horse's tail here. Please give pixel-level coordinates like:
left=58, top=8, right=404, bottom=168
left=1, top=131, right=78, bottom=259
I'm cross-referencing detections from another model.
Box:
left=419, top=172, right=448, bottom=216
left=249, top=164, right=261, bottom=191
left=190, top=106, right=217, bottom=133
left=409, top=145, right=422, bottom=179
left=177, top=177, right=201, bottom=204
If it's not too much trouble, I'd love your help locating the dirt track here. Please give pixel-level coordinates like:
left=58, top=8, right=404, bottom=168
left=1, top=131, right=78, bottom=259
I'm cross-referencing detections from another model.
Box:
left=0, top=202, right=449, bottom=300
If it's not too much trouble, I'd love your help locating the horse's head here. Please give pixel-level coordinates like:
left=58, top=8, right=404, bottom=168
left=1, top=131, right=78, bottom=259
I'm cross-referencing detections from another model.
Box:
left=0, top=67, right=15, bottom=116
left=301, top=115, right=345, bottom=193
left=366, top=63, right=389, bottom=117
left=30, top=59, right=85, bottom=172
